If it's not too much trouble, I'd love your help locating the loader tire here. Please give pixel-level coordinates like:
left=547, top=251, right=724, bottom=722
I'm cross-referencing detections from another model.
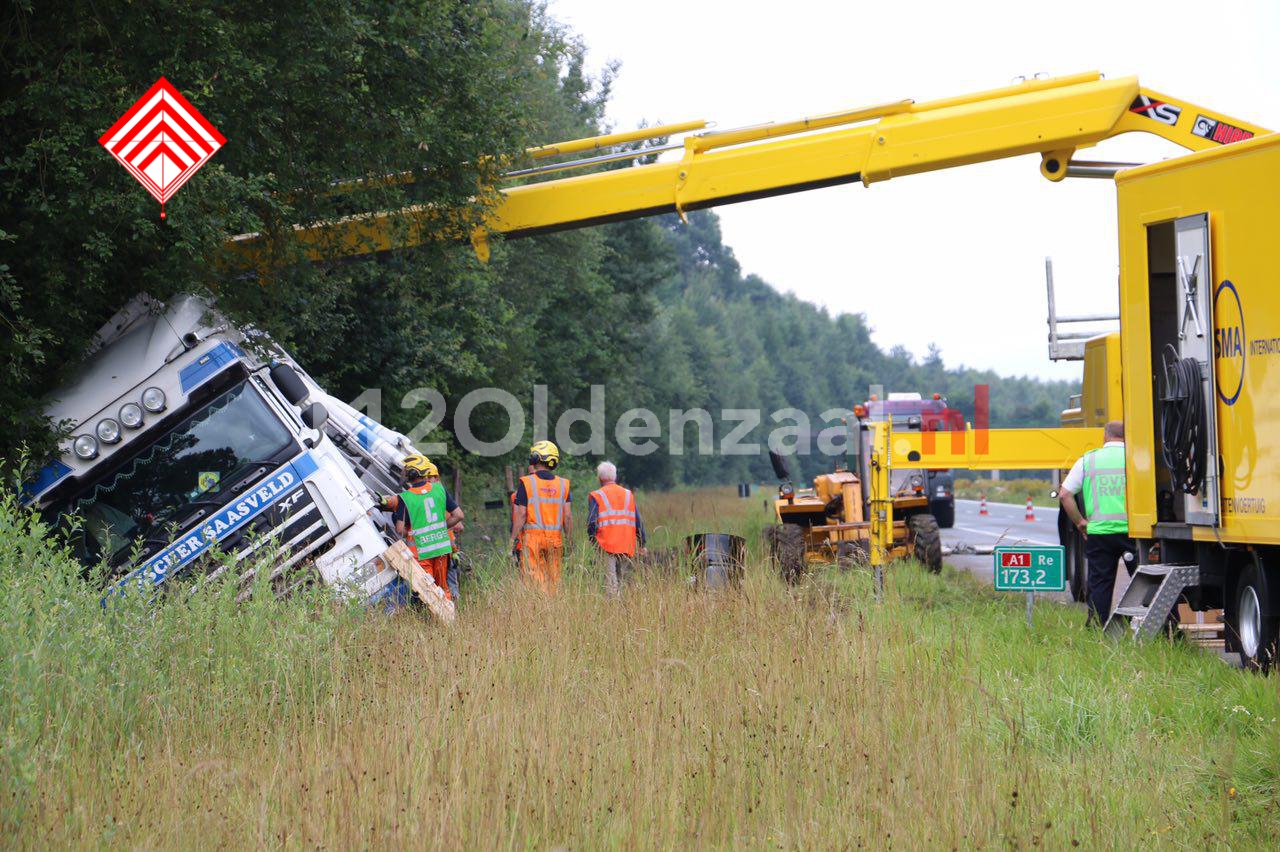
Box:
left=909, top=514, right=943, bottom=574
left=835, top=540, right=868, bottom=568
left=772, top=523, right=807, bottom=584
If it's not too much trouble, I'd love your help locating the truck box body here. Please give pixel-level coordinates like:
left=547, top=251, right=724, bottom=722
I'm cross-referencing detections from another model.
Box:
left=1116, top=132, right=1280, bottom=545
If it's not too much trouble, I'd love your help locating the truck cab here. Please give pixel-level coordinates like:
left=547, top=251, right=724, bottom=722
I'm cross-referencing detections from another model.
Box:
left=854, top=393, right=959, bottom=528
left=25, top=295, right=410, bottom=605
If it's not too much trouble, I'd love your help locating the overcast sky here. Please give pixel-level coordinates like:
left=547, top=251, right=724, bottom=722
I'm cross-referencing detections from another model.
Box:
left=546, top=0, right=1280, bottom=380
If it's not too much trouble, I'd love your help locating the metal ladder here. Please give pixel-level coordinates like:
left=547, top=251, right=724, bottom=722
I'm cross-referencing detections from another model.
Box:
left=1103, top=563, right=1200, bottom=640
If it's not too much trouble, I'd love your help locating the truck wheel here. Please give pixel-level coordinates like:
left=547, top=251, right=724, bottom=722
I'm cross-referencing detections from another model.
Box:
left=1057, top=506, right=1088, bottom=602
left=772, top=524, right=807, bottom=584
left=930, top=499, right=955, bottom=529
left=909, top=514, right=943, bottom=574
left=1066, top=529, right=1087, bottom=602
left=1228, top=558, right=1279, bottom=673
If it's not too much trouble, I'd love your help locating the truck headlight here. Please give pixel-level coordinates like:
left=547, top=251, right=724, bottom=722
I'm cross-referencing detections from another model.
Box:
left=141, top=387, right=166, bottom=413
left=73, top=434, right=99, bottom=459
left=95, top=418, right=121, bottom=444
left=119, top=402, right=144, bottom=429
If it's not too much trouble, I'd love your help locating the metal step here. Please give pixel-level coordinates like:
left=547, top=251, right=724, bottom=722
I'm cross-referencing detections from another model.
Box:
left=1104, top=563, right=1200, bottom=641
left=1134, top=564, right=1173, bottom=577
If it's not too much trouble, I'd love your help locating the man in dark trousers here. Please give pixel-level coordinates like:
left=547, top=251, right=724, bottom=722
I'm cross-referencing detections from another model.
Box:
left=1059, top=420, right=1135, bottom=624
left=587, top=461, right=647, bottom=597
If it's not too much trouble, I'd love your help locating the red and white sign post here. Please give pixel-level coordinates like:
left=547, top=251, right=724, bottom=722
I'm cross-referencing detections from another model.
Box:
left=99, top=77, right=225, bottom=219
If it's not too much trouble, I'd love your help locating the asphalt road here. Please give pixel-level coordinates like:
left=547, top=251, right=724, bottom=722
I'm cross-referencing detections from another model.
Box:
left=942, top=498, right=1060, bottom=588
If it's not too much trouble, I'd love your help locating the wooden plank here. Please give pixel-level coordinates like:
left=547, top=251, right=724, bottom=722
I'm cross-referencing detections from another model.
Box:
left=1177, top=604, right=1224, bottom=624
left=382, top=541, right=456, bottom=625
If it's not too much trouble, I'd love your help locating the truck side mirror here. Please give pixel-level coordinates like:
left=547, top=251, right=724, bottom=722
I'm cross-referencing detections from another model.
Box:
left=270, top=363, right=310, bottom=405
left=768, top=450, right=791, bottom=482
left=301, top=402, right=328, bottom=431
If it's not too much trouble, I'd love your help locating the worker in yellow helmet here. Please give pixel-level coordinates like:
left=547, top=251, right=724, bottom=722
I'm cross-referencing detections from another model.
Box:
left=386, top=454, right=463, bottom=600
left=427, top=464, right=466, bottom=602
left=508, top=440, right=572, bottom=593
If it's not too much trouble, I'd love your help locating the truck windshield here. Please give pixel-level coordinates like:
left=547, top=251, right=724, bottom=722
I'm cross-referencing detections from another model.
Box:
left=52, top=381, right=294, bottom=569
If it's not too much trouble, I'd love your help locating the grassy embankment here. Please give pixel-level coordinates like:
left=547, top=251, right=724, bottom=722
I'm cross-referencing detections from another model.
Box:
left=2, top=487, right=1277, bottom=847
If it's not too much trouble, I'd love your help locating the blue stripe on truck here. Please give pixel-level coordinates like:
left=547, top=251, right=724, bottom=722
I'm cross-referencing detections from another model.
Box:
left=179, top=341, right=245, bottom=393
left=357, top=415, right=377, bottom=450
left=21, top=459, right=72, bottom=504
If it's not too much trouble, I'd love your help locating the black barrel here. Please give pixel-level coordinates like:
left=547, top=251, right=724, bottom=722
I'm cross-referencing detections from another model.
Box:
left=686, top=533, right=746, bottom=589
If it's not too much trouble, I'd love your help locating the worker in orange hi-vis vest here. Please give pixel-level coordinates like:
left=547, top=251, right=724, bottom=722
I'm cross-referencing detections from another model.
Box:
left=587, top=460, right=647, bottom=598
left=508, top=440, right=572, bottom=593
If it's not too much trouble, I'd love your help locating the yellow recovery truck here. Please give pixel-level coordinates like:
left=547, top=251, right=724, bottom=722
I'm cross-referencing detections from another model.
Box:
left=230, top=71, right=1277, bottom=668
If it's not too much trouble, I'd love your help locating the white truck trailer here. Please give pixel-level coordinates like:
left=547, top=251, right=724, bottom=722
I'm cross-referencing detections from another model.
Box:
left=24, top=293, right=424, bottom=606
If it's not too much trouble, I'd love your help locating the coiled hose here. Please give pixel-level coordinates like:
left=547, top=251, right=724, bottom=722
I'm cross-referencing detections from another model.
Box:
left=1159, top=345, right=1207, bottom=495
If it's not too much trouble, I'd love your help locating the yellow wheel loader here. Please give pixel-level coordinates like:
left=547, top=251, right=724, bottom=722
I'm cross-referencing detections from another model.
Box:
left=763, top=437, right=943, bottom=583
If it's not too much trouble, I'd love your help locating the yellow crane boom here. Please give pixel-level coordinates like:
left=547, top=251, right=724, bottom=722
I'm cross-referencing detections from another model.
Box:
left=226, top=70, right=1267, bottom=265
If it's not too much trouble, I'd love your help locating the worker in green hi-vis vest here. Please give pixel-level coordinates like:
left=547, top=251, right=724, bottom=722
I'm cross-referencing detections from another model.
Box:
left=390, top=454, right=464, bottom=601
left=1059, top=421, right=1136, bottom=624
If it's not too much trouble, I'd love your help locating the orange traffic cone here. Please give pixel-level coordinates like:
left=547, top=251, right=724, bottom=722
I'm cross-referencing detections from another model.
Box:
left=1024, top=498, right=1036, bottom=522
left=979, top=495, right=989, bottom=516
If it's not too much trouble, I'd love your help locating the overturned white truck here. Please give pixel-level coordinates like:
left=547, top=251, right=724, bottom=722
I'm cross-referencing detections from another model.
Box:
left=25, top=294, right=424, bottom=606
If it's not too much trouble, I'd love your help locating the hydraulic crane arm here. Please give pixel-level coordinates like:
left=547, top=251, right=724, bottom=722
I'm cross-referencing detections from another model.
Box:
left=227, top=71, right=1267, bottom=266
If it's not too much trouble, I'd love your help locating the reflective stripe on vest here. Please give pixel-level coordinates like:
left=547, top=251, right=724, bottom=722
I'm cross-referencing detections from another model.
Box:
left=590, top=483, right=638, bottom=555
left=400, top=483, right=453, bottom=559
left=522, top=474, right=568, bottom=532
left=1082, top=445, right=1128, bottom=534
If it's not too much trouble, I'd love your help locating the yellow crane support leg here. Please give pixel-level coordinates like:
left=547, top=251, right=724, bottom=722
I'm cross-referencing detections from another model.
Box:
left=869, top=419, right=893, bottom=600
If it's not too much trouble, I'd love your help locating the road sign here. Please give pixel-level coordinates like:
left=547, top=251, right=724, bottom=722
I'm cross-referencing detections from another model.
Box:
left=99, top=77, right=226, bottom=217
left=993, top=545, right=1066, bottom=591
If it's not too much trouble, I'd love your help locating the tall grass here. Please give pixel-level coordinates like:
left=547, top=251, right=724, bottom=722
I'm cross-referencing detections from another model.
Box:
left=3, top=487, right=1277, bottom=846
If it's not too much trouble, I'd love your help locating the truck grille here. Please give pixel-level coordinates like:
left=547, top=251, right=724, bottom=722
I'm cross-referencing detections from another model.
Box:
left=198, top=481, right=335, bottom=595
